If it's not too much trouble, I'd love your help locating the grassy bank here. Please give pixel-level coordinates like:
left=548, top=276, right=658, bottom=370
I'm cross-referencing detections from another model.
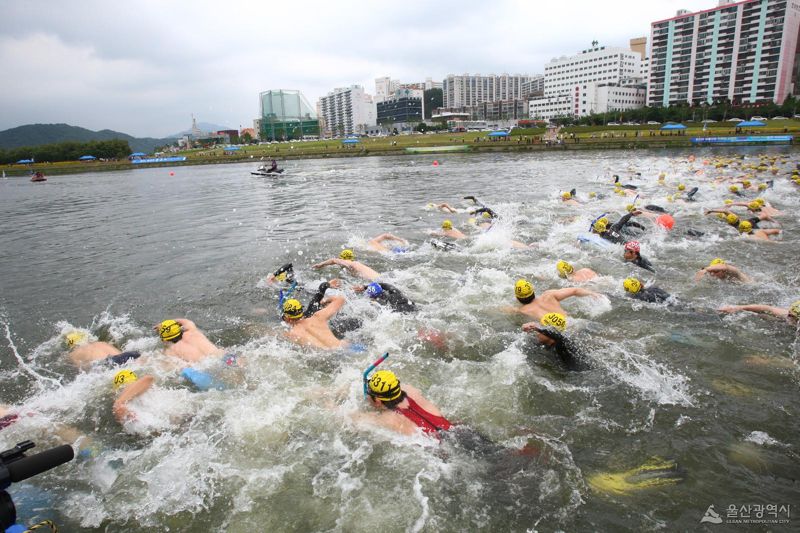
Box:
left=4, top=121, right=799, bottom=177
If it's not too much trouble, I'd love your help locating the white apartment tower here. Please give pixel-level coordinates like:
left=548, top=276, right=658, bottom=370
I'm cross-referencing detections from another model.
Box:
left=443, top=73, right=534, bottom=107
left=318, top=86, right=377, bottom=137
left=648, top=0, right=800, bottom=107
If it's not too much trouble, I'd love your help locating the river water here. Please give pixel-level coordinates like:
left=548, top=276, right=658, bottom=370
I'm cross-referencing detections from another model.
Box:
left=0, top=150, right=798, bottom=531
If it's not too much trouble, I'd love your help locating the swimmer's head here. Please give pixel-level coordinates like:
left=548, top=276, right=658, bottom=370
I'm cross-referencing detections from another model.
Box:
left=742, top=180, right=751, bottom=188
left=724, top=199, right=733, bottom=205
left=467, top=217, right=477, bottom=225
left=113, top=369, right=138, bottom=390
left=789, top=301, right=800, bottom=321
left=441, top=220, right=453, bottom=230
left=729, top=185, right=739, bottom=193
left=561, top=191, right=572, bottom=200
left=758, top=183, right=767, bottom=191
left=367, top=370, right=402, bottom=402
left=623, top=278, right=643, bottom=294
left=747, top=201, right=761, bottom=212
left=738, top=220, right=753, bottom=234
left=482, top=212, right=492, bottom=219
left=282, top=299, right=304, bottom=320
left=716, top=212, right=727, bottom=220
left=754, top=198, right=765, bottom=207
left=540, top=312, right=567, bottom=332
left=515, top=279, right=535, bottom=303
left=65, top=331, right=88, bottom=348
left=589, top=192, right=597, bottom=198
left=339, top=249, right=355, bottom=261
left=658, top=172, right=666, bottom=180
left=726, top=213, right=739, bottom=226
left=677, top=184, right=686, bottom=191
left=158, top=320, right=183, bottom=342
left=625, top=204, right=635, bottom=213
left=365, top=282, right=384, bottom=298
left=624, top=241, right=640, bottom=254
left=709, top=258, right=726, bottom=266
left=592, top=218, right=608, bottom=234
left=556, top=260, right=574, bottom=279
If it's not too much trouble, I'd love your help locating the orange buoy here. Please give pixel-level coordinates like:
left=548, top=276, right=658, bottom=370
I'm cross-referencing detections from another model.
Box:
left=656, top=214, right=675, bottom=230
left=432, top=160, right=439, bottom=166
left=169, top=171, right=175, bottom=176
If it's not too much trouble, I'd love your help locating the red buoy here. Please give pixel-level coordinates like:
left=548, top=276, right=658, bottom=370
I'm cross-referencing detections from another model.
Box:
left=656, top=214, right=675, bottom=230
left=432, top=160, right=439, bottom=166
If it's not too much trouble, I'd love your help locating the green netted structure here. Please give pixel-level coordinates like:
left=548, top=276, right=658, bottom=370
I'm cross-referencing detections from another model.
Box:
left=259, top=90, right=319, bottom=141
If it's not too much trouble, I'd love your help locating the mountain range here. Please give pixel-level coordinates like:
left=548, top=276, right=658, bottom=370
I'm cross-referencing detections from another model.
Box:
left=0, top=122, right=233, bottom=154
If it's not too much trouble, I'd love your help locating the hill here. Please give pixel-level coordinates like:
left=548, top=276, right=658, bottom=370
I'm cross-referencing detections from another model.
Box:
left=168, top=122, right=234, bottom=138
left=0, top=124, right=172, bottom=154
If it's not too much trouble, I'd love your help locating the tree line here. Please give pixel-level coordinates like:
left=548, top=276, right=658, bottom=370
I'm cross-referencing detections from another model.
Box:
left=0, top=139, right=132, bottom=165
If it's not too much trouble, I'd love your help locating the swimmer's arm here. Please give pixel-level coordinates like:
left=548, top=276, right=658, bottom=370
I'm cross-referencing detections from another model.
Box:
left=438, top=203, right=458, bottom=213
left=704, top=208, right=730, bottom=215
left=173, top=318, right=197, bottom=331
left=113, top=375, right=155, bottom=423
left=370, top=233, right=408, bottom=245
left=316, top=295, right=345, bottom=320
left=348, top=262, right=380, bottom=281
left=550, top=287, right=601, bottom=301
left=500, top=305, right=522, bottom=314
left=311, top=258, right=343, bottom=269
left=718, top=304, right=787, bottom=318
left=521, top=321, right=539, bottom=333
left=693, top=268, right=708, bottom=281
left=709, top=264, right=750, bottom=282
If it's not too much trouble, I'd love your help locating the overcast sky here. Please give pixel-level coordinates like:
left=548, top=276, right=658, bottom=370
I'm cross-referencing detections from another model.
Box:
left=0, top=0, right=713, bottom=137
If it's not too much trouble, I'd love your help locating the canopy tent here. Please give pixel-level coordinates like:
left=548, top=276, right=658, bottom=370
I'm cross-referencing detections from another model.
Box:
left=130, top=152, right=146, bottom=157
left=660, top=123, right=687, bottom=130
left=488, top=131, right=509, bottom=137
left=78, top=155, right=96, bottom=160
left=16, top=159, right=33, bottom=164
left=223, top=146, right=241, bottom=151
left=341, top=138, right=360, bottom=144
left=736, top=120, right=766, bottom=127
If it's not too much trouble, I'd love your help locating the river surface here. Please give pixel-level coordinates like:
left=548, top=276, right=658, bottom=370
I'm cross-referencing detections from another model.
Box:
left=0, top=150, right=798, bottom=532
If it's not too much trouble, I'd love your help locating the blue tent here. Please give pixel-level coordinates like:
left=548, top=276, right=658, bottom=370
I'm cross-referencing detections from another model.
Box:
left=736, top=120, right=765, bottom=127
left=488, top=131, right=509, bottom=137
left=79, top=155, right=96, bottom=160
left=130, top=152, right=146, bottom=157
left=224, top=146, right=240, bottom=151
left=660, top=123, right=687, bottom=130
left=342, top=138, right=360, bottom=144
left=16, top=159, right=33, bottom=164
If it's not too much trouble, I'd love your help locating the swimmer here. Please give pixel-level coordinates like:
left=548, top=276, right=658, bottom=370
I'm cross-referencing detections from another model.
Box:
left=64, top=331, right=141, bottom=369
left=155, top=319, right=224, bottom=363
left=427, top=202, right=459, bottom=213
left=556, top=260, right=598, bottom=282
left=112, top=370, right=155, bottom=424
left=737, top=220, right=781, bottom=241
left=522, top=312, right=588, bottom=371
left=623, top=278, right=671, bottom=303
left=355, top=281, right=417, bottom=313
left=561, top=190, right=581, bottom=206
left=265, top=262, right=296, bottom=285
left=367, top=233, right=409, bottom=253
left=509, top=279, right=601, bottom=321
left=431, top=219, right=467, bottom=240
left=694, top=258, right=751, bottom=283
left=355, top=369, right=452, bottom=436
left=592, top=210, right=644, bottom=244
left=282, top=296, right=349, bottom=349
left=623, top=241, right=655, bottom=273
left=727, top=199, right=782, bottom=220
left=718, top=300, right=799, bottom=325
left=312, top=255, right=380, bottom=281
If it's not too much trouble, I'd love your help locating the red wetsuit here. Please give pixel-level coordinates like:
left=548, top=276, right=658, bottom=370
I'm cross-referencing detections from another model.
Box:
left=394, top=396, right=452, bottom=434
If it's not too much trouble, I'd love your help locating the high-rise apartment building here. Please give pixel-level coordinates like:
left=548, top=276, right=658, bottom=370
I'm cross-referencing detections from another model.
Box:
left=442, top=74, right=533, bottom=107
left=648, top=0, right=800, bottom=107
left=318, top=86, right=377, bottom=137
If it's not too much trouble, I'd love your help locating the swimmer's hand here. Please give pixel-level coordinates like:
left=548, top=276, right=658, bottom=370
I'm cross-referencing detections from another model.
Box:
left=521, top=322, right=539, bottom=333
left=718, top=305, right=741, bottom=313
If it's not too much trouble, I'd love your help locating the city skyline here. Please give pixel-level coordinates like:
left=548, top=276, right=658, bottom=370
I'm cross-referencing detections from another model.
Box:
left=1, top=0, right=715, bottom=137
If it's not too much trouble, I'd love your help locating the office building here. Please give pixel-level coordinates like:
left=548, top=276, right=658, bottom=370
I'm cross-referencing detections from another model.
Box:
left=648, top=0, right=800, bottom=107
left=318, top=85, right=377, bottom=137
left=443, top=73, right=534, bottom=107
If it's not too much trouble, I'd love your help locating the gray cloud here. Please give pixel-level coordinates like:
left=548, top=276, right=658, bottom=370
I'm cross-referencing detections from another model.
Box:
left=0, top=0, right=711, bottom=137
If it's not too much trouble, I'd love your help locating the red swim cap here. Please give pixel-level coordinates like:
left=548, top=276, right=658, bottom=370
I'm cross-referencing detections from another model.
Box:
left=624, top=241, right=640, bottom=253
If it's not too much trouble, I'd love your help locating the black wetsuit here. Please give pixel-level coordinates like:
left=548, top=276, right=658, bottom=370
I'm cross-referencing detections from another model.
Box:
left=599, top=213, right=639, bottom=244
left=630, top=287, right=671, bottom=303
left=531, top=329, right=589, bottom=371
left=631, top=254, right=655, bottom=273
left=471, top=207, right=498, bottom=219
left=373, top=283, right=417, bottom=313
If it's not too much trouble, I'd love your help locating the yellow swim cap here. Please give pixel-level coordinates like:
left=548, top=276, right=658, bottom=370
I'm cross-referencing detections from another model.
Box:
left=625, top=204, right=635, bottom=213
left=556, top=260, right=574, bottom=279
left=592, top=219, right=608, bottom=233
left=482, top=212, right=491, bottom=219
left=159, top=320, right=183, bottom=342
left=747, top=201, right=761, bottom=211
left=623, top=278, right=642, bottom=294
left=515, top=279, right=535, bottom=300
left=368, top=370, right=402, bottom=401
left=758, top=183, right=767, bottom=191
left=561, top=191, right=572, bottom=200
left=677, top=184, right=686, bottom=191
left=724, top=199, right=733, bottom=205
left=615, top=188, right=625, bottom=196
left=113, top=370, right=138, bottom=389
left=729, top=185, right=739, bottom=193
left=789, top=301, right=800, bottom=320
left=658, top=172, right=666, bottom=179
left=540, top=312, right=567, bottom=332
left=589, top=192, right=597, bottom=198
left=339, top=249, right=355, bottom=261
left=716, top=212, right=727, bottom=220
left=726, top=213, right=739, bottom=225
left=742, top=180, right=751, bottom=188
left=755, top=198, right=765, bottom=206
left=442, top=220, right=453, bottom=230
left=282, top=298, right=304, bottom=319
left=709, top=258, right=725, bottom=266
left=738, top=220, right=753, bottom=233
left=65, top=331, right=88, bottom=348
left=467, top=217, right=477, bottom=225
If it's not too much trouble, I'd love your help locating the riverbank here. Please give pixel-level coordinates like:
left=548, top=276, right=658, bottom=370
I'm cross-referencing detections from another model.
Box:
left=4, top=121, right=798, bottom=176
